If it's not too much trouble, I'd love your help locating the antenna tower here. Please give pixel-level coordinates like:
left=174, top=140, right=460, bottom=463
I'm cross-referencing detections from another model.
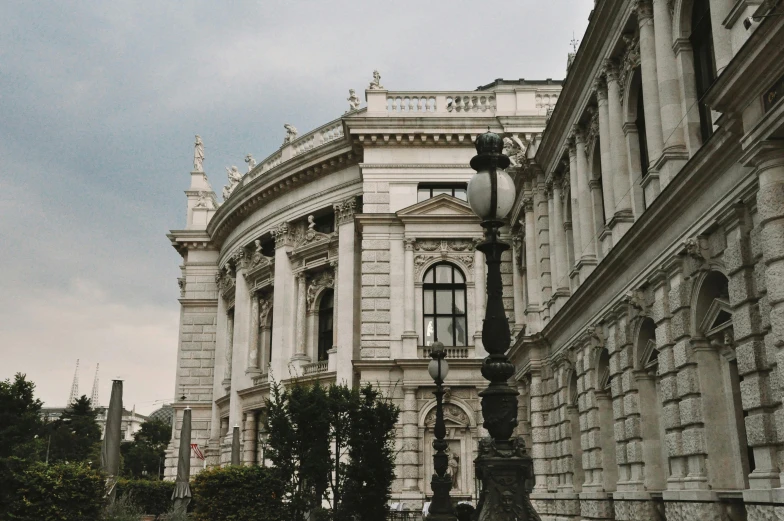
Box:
left=69, top=359, right=80, bottom=406
left=90, top=364, right=100, bottom=407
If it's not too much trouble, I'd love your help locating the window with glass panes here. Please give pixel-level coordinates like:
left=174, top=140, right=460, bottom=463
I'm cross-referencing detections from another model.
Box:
left=422, top=263, right=467, bottom=347
left=417, top=183, right=467, bottom=203
left=317, top=290, right=334, bottom=361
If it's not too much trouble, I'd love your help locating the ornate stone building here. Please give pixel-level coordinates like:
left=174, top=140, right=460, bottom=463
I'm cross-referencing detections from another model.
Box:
left=166, top=0, right=784, bottom=516
left=166, top=77, right=560, bottom=507
left=506, top=0, right=784, bottom=520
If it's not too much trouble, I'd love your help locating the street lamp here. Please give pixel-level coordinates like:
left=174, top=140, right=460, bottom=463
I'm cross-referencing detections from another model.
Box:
left=467, top=131, right=539, bottom=520
left=427, top=342, right=456, bottom=521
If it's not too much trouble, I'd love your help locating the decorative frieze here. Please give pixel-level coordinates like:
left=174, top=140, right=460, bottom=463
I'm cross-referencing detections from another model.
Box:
left=306, top=270, right=335, bottom=310
left=414, top=239, right=474, bottom=254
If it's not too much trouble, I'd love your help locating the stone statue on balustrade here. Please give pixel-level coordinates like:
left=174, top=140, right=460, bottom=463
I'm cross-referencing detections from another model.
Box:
left=369, top=70, right=384, bottom=90
left=245, top=154, right=256, bottom=172
left=193, top=135, right=205, bottom=172
left=283, top=124, right=298, bottom=144
left=222, top=166, right=242, bottom=200
left=346, top=89, right=360, bottom=112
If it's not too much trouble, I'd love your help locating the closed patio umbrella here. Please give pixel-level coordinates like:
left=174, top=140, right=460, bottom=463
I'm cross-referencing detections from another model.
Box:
left=231, top=424, right=240, bottom=465
left=172, top=407, right=193, bottom=514
left=101, top=379, right=123, bottom=502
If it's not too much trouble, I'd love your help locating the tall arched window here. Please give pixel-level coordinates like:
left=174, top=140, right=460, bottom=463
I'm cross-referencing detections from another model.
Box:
left=691, top=0, right=717, bottom=142
left=317, top=290, right=334, bottom=362
left=423, top=263, right=467, bottom=347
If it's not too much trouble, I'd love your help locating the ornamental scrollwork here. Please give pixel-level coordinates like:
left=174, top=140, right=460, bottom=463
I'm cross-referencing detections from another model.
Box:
left=618, top=35, right=641, bottom=105
left=272, top=222, right=295, bottom=249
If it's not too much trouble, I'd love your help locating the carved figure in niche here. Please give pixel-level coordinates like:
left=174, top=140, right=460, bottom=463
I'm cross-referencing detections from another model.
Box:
left=193, top=135, right=204, bottom=172
left=347, top=89, right=360, bottom=112
left=447, top=449, right=460, bottom=488
left=283, top=124, right=298, bottom=144
left=369, top=69, right=384, bottom=90
left=245, top=154, right=256, bottom=172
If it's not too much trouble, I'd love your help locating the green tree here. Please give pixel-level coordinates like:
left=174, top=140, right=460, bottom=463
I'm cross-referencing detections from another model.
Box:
left=265, top=381, right=400, bottom=521
left=0, top=374, right=45, bottom=511
left=120, top=418, right=171, bottom=479
left=46, top=395, right=102, bottom=465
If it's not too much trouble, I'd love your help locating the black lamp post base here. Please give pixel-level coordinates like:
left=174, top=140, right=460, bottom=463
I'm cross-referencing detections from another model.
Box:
left=474, top=437, right=541, bottom=521
left=427, top=473, right=456, bottom=520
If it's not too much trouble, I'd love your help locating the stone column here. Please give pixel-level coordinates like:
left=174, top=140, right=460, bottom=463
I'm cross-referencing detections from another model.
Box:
left=271, top=223, right=296, bottom=381
left=568, top=140, right=583, bottom=278
left=401, top=387, right=420, bottom=492
left=224, top=311, right=234, bottom=385
left=552, top=175, right=569, bottom=297
left=209, top=292, right=228, bottom=467
left=636, top=0, right=665, bottom=164
left=529, top=368, right=549, bottom=491
left=229, top=251, right=251, bottom=429
left=403, top=238, right=418, bottom=357
left=247, top=294, right=260, bottom=373
left=334, top=197, right=357, bottom=385
left=293, top=272, right=308, bottom=363
left=512, top=236, right=526, bottom=334
left=595, top=77, right=616, bottom=223
left=473, top=239, right=486, bottom=356
left=708, top=0, right=734, bottom=74
left=523, top=197, right=541, bottom=333
left=243, top=411, right=257, bottom=465
left=652, top=0, right=687, bottom=188
left=546, top=187, right=559, bottom=314
left=590, top=178, right=607, bottom=259
left=603, top=61, right=634, bottom=229
left=535, top=174, right=552, bottom=311
left=330, top=261, right=339, bottom=366
left=389, top=235, right=404, bottom=360
left=673, top=38, right=704, bottom=156
left=575, top=126, right=597, bottom=273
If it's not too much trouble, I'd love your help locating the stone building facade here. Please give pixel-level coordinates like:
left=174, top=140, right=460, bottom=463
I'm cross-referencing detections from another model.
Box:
left=166, top=78, right=559, bottom=508
left=506, top=0, right=784, bottom=520
left=165, top=0, right=784, bottom=517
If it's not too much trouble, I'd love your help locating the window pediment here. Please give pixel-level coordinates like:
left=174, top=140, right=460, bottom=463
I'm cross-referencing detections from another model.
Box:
left=397, top=193, right=480, bottom=222
left=700, top=297, right=732, bottom=337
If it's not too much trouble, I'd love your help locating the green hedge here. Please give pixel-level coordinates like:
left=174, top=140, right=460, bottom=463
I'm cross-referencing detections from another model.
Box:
left=191, top=466, right=284, bottom=521
left=116, top=479, right=176, bottom=516
left=5, top=461, right=105, bottom=521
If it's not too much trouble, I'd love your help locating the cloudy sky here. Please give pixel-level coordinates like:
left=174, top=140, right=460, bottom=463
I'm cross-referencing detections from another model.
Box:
left=0, top=1, right=593, bottom=414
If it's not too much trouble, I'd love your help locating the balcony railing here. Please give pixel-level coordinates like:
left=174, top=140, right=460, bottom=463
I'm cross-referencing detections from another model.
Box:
left=421, top=346, right=471, bottom=359
left=303, top=360, right=328, bottom=375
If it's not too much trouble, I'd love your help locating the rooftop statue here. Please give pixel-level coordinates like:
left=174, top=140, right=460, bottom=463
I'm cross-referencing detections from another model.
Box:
left=503, top=136, right=527, bottom=168
left=193, top=135, right=205, bottom=172
left=245, top=154, right=257, bottom=172
left=222, top=166, right=242, bottom=200
left=194, top=191, right=214, bottom=209
left=369, top=69, right=384, bottom=90
left=347, top=89, right=361, bottom=112
left=283, top=124, right=298, bottom=144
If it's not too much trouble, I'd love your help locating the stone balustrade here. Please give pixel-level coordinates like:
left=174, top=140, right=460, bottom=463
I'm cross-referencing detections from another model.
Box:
left=421, top=346, right=471, bottom=359
left=302, top=360, right=328, bottom=375
left=375, top=91, right=498, bottom=116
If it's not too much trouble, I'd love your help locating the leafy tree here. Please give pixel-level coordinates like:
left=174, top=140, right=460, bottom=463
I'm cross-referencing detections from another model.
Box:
left=46, top=395, right=102, bottom=465
left=120, top=418, right=171, bottom=479
left=265, top=381, right=400, bottom=521
left=0, top=373, right=45, bottom=511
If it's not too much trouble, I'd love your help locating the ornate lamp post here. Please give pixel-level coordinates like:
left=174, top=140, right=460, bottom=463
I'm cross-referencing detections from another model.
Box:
left=466, top=131, right=540, bottom=520
left=427, top=342, right=457, bottom=521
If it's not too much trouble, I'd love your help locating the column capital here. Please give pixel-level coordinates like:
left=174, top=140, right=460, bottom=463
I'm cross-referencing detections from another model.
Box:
left=593, top=76, right=608, bottom=101
left=634, top=0, right=653, bottom=21
left=232, top=248, right=249, bottom=271
left=333, top=196, right=357, bottom=226
left=404, top=237, right=416, bottom=251
left=572, top=125, right=586, bottom=145
left=272, top=222, right=295, bottom=248
left=602, top=58, right=619, bottom=83
left=523, top=197, right=534, bottom=212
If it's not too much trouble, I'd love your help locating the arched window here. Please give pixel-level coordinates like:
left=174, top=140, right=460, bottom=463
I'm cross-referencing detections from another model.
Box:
left=691, top=0, right=717, bottom=142
left=423, top=263, right=467, bottom=347
left=317, top=290, right=334, bottom=362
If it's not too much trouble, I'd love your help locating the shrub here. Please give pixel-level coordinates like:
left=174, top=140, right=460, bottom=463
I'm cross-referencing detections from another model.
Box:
left=104, top=493, right=144, bottom=521
left=5, top=461, right=105, bottom=521
left=191, top=465, right=284, bottom=521
left=116, top=479, right=176, bottom=516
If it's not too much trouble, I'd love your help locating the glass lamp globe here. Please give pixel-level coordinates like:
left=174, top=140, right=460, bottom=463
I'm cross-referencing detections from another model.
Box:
left=428, top=357, right=449, bottom=382
left=467, top=167, right=516, bottom=220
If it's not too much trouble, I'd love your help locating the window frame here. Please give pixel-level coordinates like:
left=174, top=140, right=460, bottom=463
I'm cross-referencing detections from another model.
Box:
left=422, top=262, right=468, bottom=347
left=417, top=183, right=468, bottom=203
left=317, top=289, right=334, bottom=362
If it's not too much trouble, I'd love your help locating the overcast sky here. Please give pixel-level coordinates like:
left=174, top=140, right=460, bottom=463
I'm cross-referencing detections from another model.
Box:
left=0, top=1, right=593, bottom=414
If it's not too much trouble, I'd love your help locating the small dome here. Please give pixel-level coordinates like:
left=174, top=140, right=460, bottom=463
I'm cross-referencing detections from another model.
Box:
left=148, top=404, right=174, bottom=426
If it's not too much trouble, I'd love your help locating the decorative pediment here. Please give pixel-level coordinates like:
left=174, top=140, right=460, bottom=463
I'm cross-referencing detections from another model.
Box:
left=425, top=403, right=470, bottom=427
left=396, top=194, right=480, bottom=222
left=700, top=297, right=732, bottom=337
